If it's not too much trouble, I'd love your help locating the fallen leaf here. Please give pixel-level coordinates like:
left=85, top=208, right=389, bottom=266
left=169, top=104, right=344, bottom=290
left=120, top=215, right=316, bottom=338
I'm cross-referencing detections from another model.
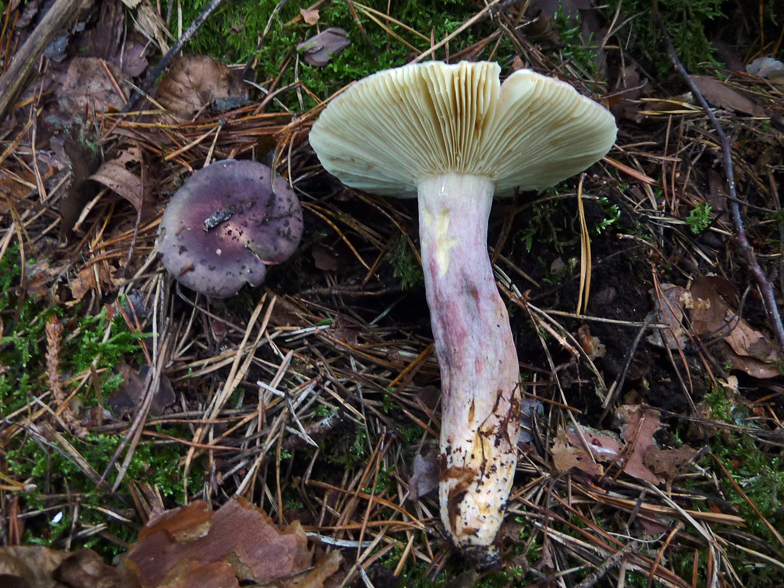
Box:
left=288, top=551, right=342, bottom=588
left=638, top=514, right=671, bottom=536
left=56, top=57, right=128, bottom=116
left=89, top=161, right=143, bottom=211
left=724, top=317, right=779, bottom=363
left=109, top=364, right=175, bottom=418
left=726, top=349, right=782, bottom=379
left=156, top=55, right=248, bottom=120
left=53, top=549, right=125, bottom=588
left=124, top=498, right=313, bottom=587
left=297, top=28, right=351, bottom=67
left=312, top=245, right=340, bottom=271
left=689, top=276, right=781, bottom=378
left=609, top=63, right=647, bottom=123
left=616, top=405, right=663, bottom=484
left=70, top=266, right=98, bottom=302
left=692, top=75, right=764, bottom=116
left=551, top=428, right=603, bottom=477
left=644, top=446, right=700, bottom=482
left=139, top=501, right=213, bottom=542
left=0, top=546, right=67, bottom=587
left=300, top=7, right=320, bottom=25
left=409, top=453, right=439, bottom=500
left=0, top=546, right=123, bottom=588
left=553, top=416, right=667, bottom=483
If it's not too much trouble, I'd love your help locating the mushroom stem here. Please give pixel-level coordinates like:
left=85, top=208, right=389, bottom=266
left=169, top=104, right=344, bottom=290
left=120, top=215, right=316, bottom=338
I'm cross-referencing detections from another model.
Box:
left=417, top=173, right=521, bottom=566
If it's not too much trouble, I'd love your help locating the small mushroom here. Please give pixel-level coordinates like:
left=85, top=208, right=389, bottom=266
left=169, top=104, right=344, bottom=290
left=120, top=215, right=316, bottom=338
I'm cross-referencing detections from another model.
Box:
left=158, top=159, right=303, bottom=298
left=310, top=61, right=616, bottom=565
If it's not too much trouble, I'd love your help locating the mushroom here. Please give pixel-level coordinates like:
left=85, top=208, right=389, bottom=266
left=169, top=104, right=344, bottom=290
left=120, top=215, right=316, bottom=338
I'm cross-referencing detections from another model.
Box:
left=310, top=61, right=616, bottom=564
left=158, top=159, right=303, bottom=298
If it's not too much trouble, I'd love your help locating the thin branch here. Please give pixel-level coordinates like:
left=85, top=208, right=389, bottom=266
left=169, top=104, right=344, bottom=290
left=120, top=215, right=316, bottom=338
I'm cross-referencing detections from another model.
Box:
left=659, top=26, right=784, bottom=348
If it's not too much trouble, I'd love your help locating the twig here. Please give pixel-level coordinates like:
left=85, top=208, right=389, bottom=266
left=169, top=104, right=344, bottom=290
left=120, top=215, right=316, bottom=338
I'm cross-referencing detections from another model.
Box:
left=411, top=0, right=521, bottom=63
left=659, top=27, right=784, bottom=348
left=574, top=541, right=638, bottom=588
left=123, top=0, right=225, bottom=113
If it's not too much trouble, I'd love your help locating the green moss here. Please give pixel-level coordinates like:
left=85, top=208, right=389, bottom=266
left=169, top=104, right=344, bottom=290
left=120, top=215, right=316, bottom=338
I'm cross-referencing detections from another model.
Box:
left=8, top=429, right=201, bottom=557
left=605, top=0, right=724, bottom=74
left=686, top=202, right=713, bottom=234
left=160, top=0, right=516, bottom=110
left=389, top=234, right=423, bottom=290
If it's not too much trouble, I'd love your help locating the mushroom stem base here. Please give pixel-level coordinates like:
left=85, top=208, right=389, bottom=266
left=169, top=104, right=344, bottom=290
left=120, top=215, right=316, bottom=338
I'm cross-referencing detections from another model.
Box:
left=417, top=174, right=521, bottom=566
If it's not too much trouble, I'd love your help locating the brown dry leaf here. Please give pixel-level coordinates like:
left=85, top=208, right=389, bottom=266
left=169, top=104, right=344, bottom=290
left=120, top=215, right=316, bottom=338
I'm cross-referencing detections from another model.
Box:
left=156, top=55, right=248, bottom=120
left=616, top=405, right=663, bottom=484
left=69, top=264, right=112, bottom=305
left=726, top=349, right=782, bottom=379
left=312, top=245, right=340, bottom=271
left=287, top=551, right=342, bottom=588
left=689, top=276, right=738, bottom=336
left=644, top=446, right=699, bottom=482
left=691, top=75, right=764, bottom=116
left=551, top=429, right=603, bottom=477
left=611, top=64, right=646, bottom=122
left=689, top=276, right=781, bottom=378
left=53, top=549, right=125, bottom=588
left=300, top=7, right=320, bottom=25
left=70, top=266, right=98, bottom=302
left=0, top=546, right=122, bottom=588
left=109, top=364, right=175, bottom=418
left=724, top=318, right=780, bottom=363
left=89, top=162, right=143, bottom=211
left=0, top=546, right=68, bottom=587
left=139, top=501, right=212, bottom=542
left=154, top=560, right=239, bottom=588
left=297, top=28, right=351, bottom=67
left=125, top=498, right=313, bottom=587
left=56, top=57, right=128, bottom=116
left=409, top=452, right=439, bottom=500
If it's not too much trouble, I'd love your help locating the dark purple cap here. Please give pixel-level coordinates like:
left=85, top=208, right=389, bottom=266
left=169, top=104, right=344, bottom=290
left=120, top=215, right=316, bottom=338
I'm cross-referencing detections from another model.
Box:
left=158, top=160, right=303, bottom=298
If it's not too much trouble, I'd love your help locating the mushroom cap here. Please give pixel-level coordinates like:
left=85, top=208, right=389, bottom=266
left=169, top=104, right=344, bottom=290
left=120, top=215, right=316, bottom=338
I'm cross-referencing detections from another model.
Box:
left=310, top=61, right=617, bottom=197
left=157, top=159, right=303, bottom=298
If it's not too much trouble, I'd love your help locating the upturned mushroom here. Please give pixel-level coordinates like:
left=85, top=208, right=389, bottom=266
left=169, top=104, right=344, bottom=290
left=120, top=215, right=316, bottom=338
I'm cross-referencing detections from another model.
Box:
left=158, top=159, right=303, bottom=298
left=310, top=61, right=616, bottom=564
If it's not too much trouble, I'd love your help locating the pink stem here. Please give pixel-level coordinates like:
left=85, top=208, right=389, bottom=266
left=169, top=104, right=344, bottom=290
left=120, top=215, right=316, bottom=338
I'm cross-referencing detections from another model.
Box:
left=417, top=173, right=521, bottom=565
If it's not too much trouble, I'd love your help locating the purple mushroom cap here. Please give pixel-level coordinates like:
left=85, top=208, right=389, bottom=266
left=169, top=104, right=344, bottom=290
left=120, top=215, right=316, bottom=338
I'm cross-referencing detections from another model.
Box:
left=158, top=159, right=303, bottom=298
